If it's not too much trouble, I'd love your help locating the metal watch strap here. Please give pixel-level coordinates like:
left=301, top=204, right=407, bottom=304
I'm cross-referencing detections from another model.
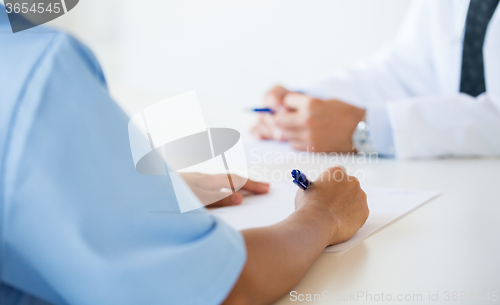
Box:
left=352, top=120, right=376, bottom=154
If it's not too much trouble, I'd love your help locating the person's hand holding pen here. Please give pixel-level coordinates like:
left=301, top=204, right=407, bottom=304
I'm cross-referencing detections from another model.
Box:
left=250, top=85, right=366, bottom=153
left=224, top=166, right=368, bottom=304
left=292, top=167, right=369, bottom=245
left=250, top=85, right=290, bottom=141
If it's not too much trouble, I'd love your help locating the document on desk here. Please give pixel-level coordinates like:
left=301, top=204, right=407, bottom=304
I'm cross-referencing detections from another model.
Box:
left=210, top=182, right=440, bottom=252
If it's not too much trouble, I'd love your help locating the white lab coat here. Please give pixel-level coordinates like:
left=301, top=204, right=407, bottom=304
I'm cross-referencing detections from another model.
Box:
left=304, top=0, right=500, bottom=159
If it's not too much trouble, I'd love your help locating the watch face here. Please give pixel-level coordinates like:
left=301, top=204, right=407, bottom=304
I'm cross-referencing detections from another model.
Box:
left=352, top=121, right=375, bottom=154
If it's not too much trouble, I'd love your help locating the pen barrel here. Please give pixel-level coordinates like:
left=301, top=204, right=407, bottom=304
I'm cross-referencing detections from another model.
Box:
left=291, top=169, right=311, bottom=190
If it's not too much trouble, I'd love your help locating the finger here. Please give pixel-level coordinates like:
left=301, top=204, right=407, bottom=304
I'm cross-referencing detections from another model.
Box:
left=199, top=174, right=261, bottom=193
left=283, top=92, right=311, bottom=111
left=263, top=124, right=277, bottom=140
left=274, top=111, right=306, bottom=129
left=199, top=188, right=243, bottom=207
left=263, top=85, right=290, bottom=108
left=207, top=192, right=243, bottom=207
left=240, top=179, right=270, bottom=194
left=199, top=174, right=235, bottom=190
left=251, top=122, right=271, bottom=140
left=261, top=113, right=276, bottom=128
left=261, top=114, right=278, bottom=138
left=281, top=127, right=308, bottom=142
left=260, top=114, right=286, bottom=141
left=251, top=117, right=275, bottom=140
left=274, top=128, right=284, bottom=141
left=228, top=174, right=268, bottom=193
left=250, top=124, right=265, bottom=139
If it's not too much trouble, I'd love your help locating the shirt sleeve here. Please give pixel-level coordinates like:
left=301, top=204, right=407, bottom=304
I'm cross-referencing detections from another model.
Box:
left=1, top=33, right=245, bottom=305
left=357, top=92, right=500, bottom=159
left=365, top=105, right=395, bottom=157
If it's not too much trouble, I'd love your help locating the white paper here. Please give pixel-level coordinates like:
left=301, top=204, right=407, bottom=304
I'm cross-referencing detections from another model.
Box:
left=210, top=182, right=440, bottom=252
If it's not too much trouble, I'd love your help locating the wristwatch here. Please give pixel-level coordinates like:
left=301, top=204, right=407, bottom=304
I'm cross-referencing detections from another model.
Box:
left=352, top=120, right=377, bottom=154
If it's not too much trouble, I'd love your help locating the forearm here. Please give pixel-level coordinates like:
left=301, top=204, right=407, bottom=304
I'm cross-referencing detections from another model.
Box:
left=223, top=207, right=333, bottom=305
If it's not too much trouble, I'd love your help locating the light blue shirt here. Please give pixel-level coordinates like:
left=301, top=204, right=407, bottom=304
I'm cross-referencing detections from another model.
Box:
left=0, top=7, right=245, bottom=305
left=365, top=106, right=395, bottom=157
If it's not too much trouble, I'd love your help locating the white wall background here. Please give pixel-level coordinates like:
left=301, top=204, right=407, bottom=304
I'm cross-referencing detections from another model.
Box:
left=46, top=0, right=412, bottom=126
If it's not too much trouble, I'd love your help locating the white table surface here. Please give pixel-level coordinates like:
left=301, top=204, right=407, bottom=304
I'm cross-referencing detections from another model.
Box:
left=112, top=86, right=500, bottom=305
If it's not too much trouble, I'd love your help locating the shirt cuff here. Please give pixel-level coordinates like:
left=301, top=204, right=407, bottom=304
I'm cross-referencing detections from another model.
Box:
left=366, top=105, right=395, bottom=157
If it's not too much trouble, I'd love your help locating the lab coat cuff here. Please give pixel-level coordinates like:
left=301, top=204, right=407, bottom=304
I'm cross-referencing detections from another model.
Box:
left=365, top=105, right=395, bottom=157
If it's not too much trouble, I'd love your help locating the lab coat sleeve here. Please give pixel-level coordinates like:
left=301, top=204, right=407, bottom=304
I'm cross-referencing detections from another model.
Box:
left=298, top=0, right=440, bottom=158
left=387, top=93, right=500, bottom=158
left=1, top=33, right=246, bottom=305
left=300, top=0, right=500, bottom=158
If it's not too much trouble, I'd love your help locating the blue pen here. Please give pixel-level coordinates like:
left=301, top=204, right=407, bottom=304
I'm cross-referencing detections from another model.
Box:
left=251, top=107, right=275, bottom=114
left=252, top=91, right=305, bottom=115
left=291, top=169, right=312, bottom=190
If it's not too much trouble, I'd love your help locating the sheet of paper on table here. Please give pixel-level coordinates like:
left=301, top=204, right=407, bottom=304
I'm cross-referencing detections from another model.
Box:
left=210, top=182, right=440, bottom=252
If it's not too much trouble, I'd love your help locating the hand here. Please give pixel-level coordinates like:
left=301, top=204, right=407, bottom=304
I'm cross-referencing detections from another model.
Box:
left=275, top=93, right=366, bottom=152
left=294, top=166, right=369, bottom=245
left=251, top=85, right=366, bottom=152
left=251, top=85, right=290, bottom=140
left=222, top=166, right=368, bottom=305
left=180, top=173, right=269, bottom=207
